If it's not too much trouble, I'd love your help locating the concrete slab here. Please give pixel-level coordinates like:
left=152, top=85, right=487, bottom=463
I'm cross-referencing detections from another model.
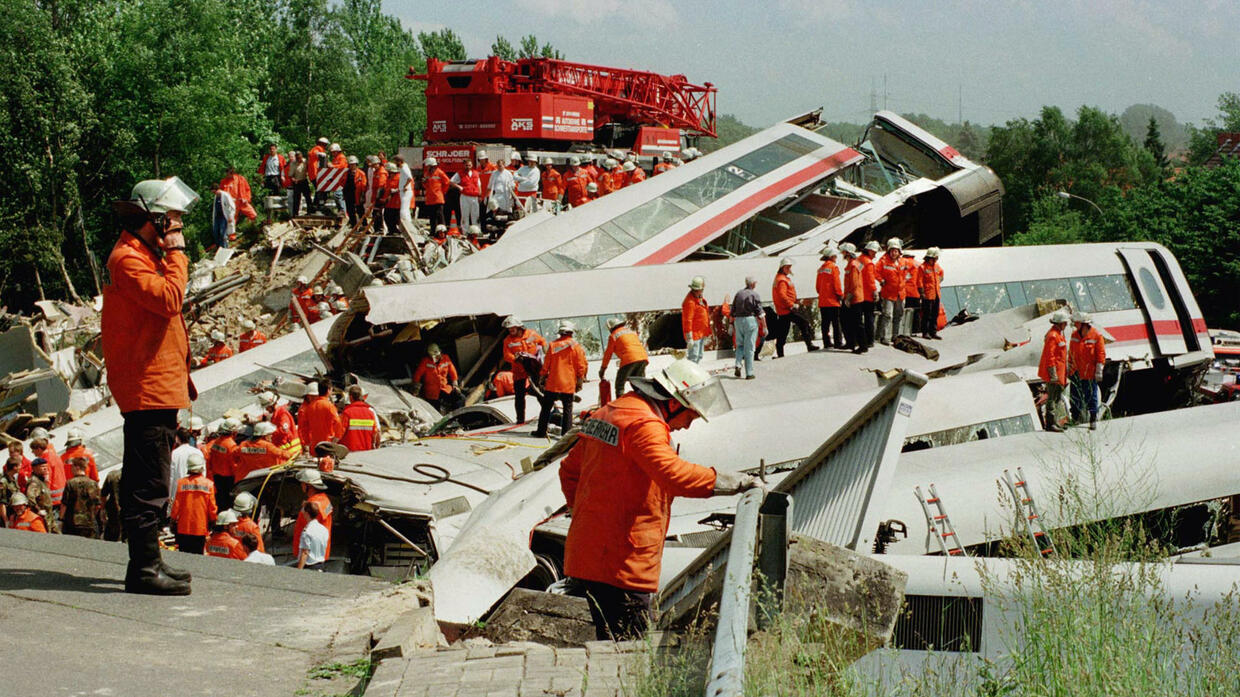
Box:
left=0, top=529, right=393, bottom=696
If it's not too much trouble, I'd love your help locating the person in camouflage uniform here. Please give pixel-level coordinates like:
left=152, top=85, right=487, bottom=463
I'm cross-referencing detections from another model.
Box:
left=61, top=458, right=102, bottom=538
left=101, top=468, right=124, bottom=541
left=26, top=458, right=59, bottom=533
left=1, top=457, right=22, bottom=526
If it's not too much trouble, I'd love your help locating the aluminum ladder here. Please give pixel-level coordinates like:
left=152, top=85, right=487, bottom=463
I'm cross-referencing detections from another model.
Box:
left=915, top=484, right=968, bottom=557
left=1003, top=467, right=1056, bottom=557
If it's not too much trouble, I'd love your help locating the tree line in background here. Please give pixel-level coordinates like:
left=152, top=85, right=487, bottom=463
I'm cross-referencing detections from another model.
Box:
left=1, top=0, right=1235, bottom=326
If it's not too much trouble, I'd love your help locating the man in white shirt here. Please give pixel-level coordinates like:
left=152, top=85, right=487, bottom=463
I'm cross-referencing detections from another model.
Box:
left=487, top=164, right=516, bottom=215
left=514, top=153, right=541, bottom=211
left=395, top=155, right=415, bottom=236
left=239, top=531, right=275, bottom=565
left=168, top=418, right=203, bottom=504
left=296, top=500, right=329, bottom=570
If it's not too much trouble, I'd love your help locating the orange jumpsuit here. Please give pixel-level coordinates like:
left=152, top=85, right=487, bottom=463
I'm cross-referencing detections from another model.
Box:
left=564, top=171, right=589, bottom=208
left=298, top=395, right=343, bottom=448
left=601, top=326, right=648, bottom=371
left=490, top=371, right=514, bottom=398
left=541, top=168, right=564, bottom=201
left=816, top=260, right=843, bottom=307
left=681, top=292, right=710, bottom=341
left=205, top=530, right=247, bottom=560
left=627, top=168, right=647, bottom=186
left=231, top=515, right=265, bottom=552
left=1038, top=327, right=1068, bottom=385
left=204, top=343, right=233, bottom=365
left=877, top=254, right=905, bottom=302
left=423, top=166, right=451, bottom=206
left=207, top=435, right=237, bottom=479
left=60, top=445, right=99, bottom=482
left=338, top=400, right=380, bottom=452
left=542, top=336, right=587, bottom=394
left=232, top=438, right=285, bottom=481
left=13, top=508, right=47, bottom=532
left=772, top=272, right=798, bottom=316
left=559, top=393, right=717, bottom=592
left=1069, top=326, right=1107, bottom=381
left=269, top=406, right=301, bottom=458
left=239, top=329, right=267, bottom=352
left=413, top=355, right=458, bottom=402
left=170, top=474, right=217, bottom=537
left=503, top=329, right=546, bottom=382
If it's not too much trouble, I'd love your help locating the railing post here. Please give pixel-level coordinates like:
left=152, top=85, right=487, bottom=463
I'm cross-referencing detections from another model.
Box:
left=705, top=488, right=765, bottom=697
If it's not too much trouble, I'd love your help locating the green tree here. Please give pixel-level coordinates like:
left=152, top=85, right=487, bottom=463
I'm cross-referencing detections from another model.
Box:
left=518, top=34, right=562, bottom=59
left=699, top=114, right=758, bottom=152
left=417, top=28, right=466, bottom=61
left=491, top=35, right=516, bottom=60
left=1186, top=92, right=1240, bottom=164
left=1144, top=116, right=1169, bottom=170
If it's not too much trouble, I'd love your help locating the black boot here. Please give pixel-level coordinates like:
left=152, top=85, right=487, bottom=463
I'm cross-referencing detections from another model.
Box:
left=160, top=560, right=192, bottom=583
left=125, top=530, right=191, bottom=596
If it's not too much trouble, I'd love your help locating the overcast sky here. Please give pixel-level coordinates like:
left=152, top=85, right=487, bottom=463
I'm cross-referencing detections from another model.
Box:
left=386, top=0, right=1237, bottom=129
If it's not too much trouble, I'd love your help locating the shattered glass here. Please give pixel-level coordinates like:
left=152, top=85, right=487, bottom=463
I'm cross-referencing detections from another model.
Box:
left=1083, top=275, right=1137, bottom=312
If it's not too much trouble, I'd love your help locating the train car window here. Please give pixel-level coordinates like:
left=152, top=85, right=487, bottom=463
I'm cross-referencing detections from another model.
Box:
left=1021, top=279, right=1073, bottom=306
left=545, top=228, right=627, bottom=270
left=1069, top=278, right=1096, bottom=312
left=1136, top=268, right=1167, bottom=310
left=611, top=196, right=694, bottom=243
left=1005, top=282, right=1029, bottom=307
left=495, top=257, right=554, bottom=278
left=955, top=283, right=1012, bottom=314
left=1081, top=275, right=1137, bottom=312
left=939, top=286, right=961, bottom=319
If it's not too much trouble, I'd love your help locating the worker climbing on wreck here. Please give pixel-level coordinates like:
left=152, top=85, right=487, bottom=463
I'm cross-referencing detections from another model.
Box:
left=559, top=359, right=761, bottom=640
left=501, top=316, right=547, bottom=425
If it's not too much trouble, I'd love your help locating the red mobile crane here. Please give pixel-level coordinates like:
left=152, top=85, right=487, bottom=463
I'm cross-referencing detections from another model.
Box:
left=407, top=57, right=716, bottom=159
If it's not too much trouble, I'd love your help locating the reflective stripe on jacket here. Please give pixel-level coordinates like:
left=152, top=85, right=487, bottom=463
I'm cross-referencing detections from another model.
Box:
left=601, top=326, right=648, bottom=370
left=542, top=337, right=587, bottom=394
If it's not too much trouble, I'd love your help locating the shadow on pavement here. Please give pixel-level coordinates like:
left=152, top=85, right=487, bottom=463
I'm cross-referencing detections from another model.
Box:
left=0, top=569, right=123, bottom=594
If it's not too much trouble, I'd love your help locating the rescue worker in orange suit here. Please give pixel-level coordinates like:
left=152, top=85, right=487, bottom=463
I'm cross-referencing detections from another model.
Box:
left=230, top=491, right=265, bottom=552
left=258, top=391, right=301, bottom=460
left=169, top=451, right=215, bottom=554
left=450, top=159, right=482, bottom=230
left=61, top=428, right=99, bottom=482
left=365, top=155, right=388, bottom=233
left=343, top=155, right=367, bottom=226
left=292, top=468, right=333, bottom=561
left=859, top=240, right=881, bottom=348
left=900, top=250, right=921, bottom=337
left=815, top=245, right=845, bottom=349
left=421, top=156, right=452, bottom=230
left=609, top=159, right=625, bottom=190
left=413, top=343, right=462, bottom=414
left=9, top=493, right=46, bottom=533
left=559, top=359, right=758, bottom=640
left=29, top=433, right=66, bottom=509
left=1038, top=310, right=1071, bottom=433
left=501, top=316, right=547, bottom=424
left=682, top=276, right=711, bottom=363
left=1068, top=312, right=1107, bottom=430
left=599, top=317, right=649, bottom=396
left=534, top=321, right=587, bottom=438
left=199, top=330, right=233, bottom=367
left=205, top=509, right=247, bottom=560
left=232, top=421, right=286, bottom=482
left=597, top=158, right=616, bottom=196
left=840, top=243, right=868, bottom=354
left=874, top=238, right=906, bottom=345
left=771, top=258, right=820, bottom=358
left=487, top=370, right=515, bottom=400
left=289, top=275, right=313, bottom=318
left=101, top=177, right=199, bottom=595
left=620, top=160, right=646, bottom=187
left=238, top=318, right=267, bottom=352
left=298, top=381, right=343, bottom=451
left=563, top=157, right=590, bottom=208
left=380, top=162, right=404, bottom=235
left=540, top=157, right=563, bottom=204
left=918, top=247, right=944, bottom=340
left=653, top=152, right=675, bottom=175
left=338, top=384, right=381, bottom=452
left=307, top=137, right=328, bottom=208
left=219, top=165, right=257, bottom=224
left=207, top=418, right=240, bottom=510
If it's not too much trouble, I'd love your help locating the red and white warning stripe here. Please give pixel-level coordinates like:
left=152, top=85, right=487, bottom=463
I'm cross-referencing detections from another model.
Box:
left=316, top=166, right=347, bottom=192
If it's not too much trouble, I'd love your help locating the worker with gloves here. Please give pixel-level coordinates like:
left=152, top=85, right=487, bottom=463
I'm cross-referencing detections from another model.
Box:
left=771, top=258, right=819, bottom=357
left=1038, top=310, right=1071, bottom=432
left=540, top=157, right=563, bottom=203
left=102, top=176, right=199, bottom=595
left=1068, top=312, right=1107, bottom=430
left=559, top=359, right=759, bottom=640
left=875, top=238, right=905, bottom=345
left=238, top=319, right=267, bottom=352
left=599, top=317, right=649, bottom=395
left=816, top=245, right=845, bottom=349
left=840, top=243, right=867, bottom=354
left=918, top=248, right=944, bottom=340
left=169, top=452, right=215, bottom=554
left=534, top=321, right=587, bottom=438
left=502, top=316, right=547, bottom=424
left=682, top=276, right=711, bottom=363
left=859, top=240, right=881, bottom=348
left=413, top=343, right=462, bottom=413
left=422, top=156, right=452, bottom=230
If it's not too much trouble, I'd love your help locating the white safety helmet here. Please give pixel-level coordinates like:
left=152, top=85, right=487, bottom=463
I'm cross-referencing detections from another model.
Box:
left=396, top=258, right=413, bottom=272
left=295, top=468, right=327, bottom=490
left=253, top=421, right=277, bottom=437
left=568, top=155, right=581, bottom=166
left=181, top=414, right=205, bottom=431
left=586, top=182, right=598, bottom=192
left=346, top=155, right=359, bottom=165
left=541, top=157, right=553, bottom=166
left=232, top=491, right=257, bottom=515
left=334, top=300, right=348, bottom=312
left=423, top=156, right=438, bottom=166
left=427, top=343, right=442, bottom=358
left=622, top=161, right=636, bottom=172
left=502, top=316, right=523, bottom=329
left=258, top=391, right=278, bottom=408
left=186, top=450, right=206, bottom=474
left=316, top=137, right=329, bottom=145
left=316, top=301, right=332, bottom=315
left=662, top=152, right=673, bottom=161
left=1051, top=309, right=1071, bottom=324
left=241, top=319, right=256, bottom=331
left=435, top=224, right=447, bottom=233
left=9, top=492, right=29, bottom=507
left=886, top=237, right=903, bottom=250
left=220, top=418, right=241, bottom=434
left=510, top=152, right=522, bottom=161
left=312, top=285, right=324, bottom=295
left=651, top=359, right=733, bottom=423
left=864, top=240, right=882, bottom=253
left=839, top=242, right=858, bottom=256
left=1073, top=311, right=1093, bottom=324
left=211, top=329, right=226, bottom=342
left=557, top=320, right=575, bottom=334
left=820, top=245, right=838, bottom=260
left=129, top=177, right=200, bottom=215
left=329, top=143, right=341, bottom=152
left=467, top=225, right=481, bottom=236
left=604, top=158, right=618, bottom=169
left=688, top=276, right=705, bottom=291
left=28, top=427, right=50, bottom=441
left=925, top=247, right=941, bottom=259
left=366, top=155, right=379, bottom=165
left=326, top=282, right=342, bottom=295
left=65, top=428, right=85, bottom=447
left=296, top=275, right=309, bottom=286
left=779, top=257, right=794, bottom=269
left=216, top=509, right=239, bottom=526
left=607, top=317, right=626, bottom=331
